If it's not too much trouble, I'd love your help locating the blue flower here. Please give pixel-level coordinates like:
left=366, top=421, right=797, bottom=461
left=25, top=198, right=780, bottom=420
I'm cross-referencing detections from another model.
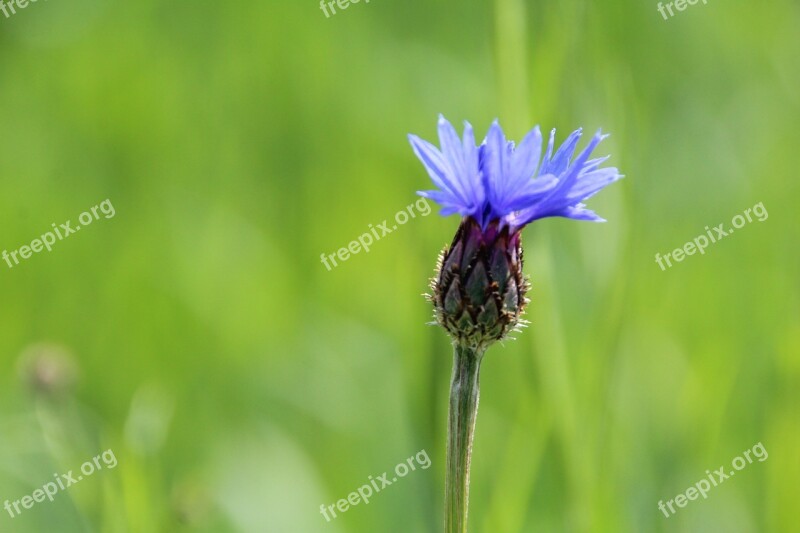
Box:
left=410, top=116, right=622, bottom=231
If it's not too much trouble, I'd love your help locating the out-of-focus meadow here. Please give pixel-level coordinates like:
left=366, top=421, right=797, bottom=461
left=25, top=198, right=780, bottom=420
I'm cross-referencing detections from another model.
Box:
left=0, top=0, right=798, bottom=531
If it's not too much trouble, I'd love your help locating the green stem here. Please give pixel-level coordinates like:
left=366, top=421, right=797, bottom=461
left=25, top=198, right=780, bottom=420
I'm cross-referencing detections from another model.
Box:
left=445, top=344, right=484, bottom=533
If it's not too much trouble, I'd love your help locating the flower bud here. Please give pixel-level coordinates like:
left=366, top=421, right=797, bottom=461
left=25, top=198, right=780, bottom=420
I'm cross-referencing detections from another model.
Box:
left=17, top=342, right=78, bottom=399
left=432, top=218, right=528, bottom=349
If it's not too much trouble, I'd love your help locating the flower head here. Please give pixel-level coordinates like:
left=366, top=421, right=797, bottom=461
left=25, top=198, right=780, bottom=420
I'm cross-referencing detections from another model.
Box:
left=411, top=115, right=621, bottom=231
left=410, top=116, right=622, bottom=348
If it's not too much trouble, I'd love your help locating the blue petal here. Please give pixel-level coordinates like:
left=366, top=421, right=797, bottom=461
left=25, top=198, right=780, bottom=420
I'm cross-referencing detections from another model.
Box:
left=504, top=174, right=557, bottom=212
left=438, top=116, right=467, bottom=187
left=482, top=121, right=512, bottom=218
left=540, top=128, right=582, bottom=176
left=554, top=204, right=606, bottom=222
left=564, top=168, right=622, bottom=204
left=583, top=155, right=611, bottom=173
left=408, top=134, right=466, bottom=203
left=417, top=190, right=472, bottom=217
left=510, top=126, right=543, bottom=191
left=409, top=117, right=484, bottom=220
left=459, top=120, right=485, bottom=209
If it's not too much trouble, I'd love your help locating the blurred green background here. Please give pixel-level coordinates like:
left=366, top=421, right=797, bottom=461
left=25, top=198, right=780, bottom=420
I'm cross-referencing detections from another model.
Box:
left=0, top=0, right=798, bottom=531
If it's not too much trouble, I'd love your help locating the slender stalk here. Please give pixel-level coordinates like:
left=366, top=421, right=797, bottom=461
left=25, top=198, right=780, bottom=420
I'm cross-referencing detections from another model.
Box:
left=445, top=344, right=484, bottom=533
